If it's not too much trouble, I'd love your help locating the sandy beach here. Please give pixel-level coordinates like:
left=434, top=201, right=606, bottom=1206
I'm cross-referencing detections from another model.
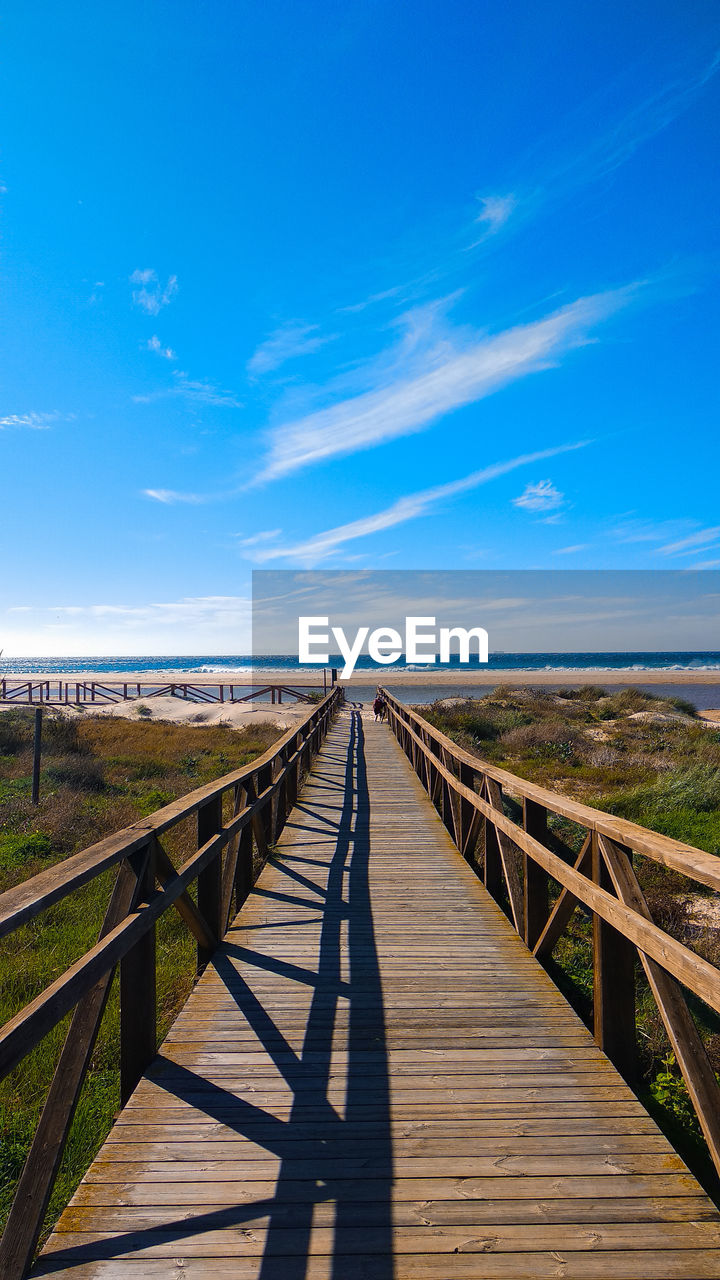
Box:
left=4, top=666, right=720, bottom=722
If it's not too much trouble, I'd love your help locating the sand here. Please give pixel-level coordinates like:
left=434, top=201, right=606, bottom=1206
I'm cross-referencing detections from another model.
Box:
left=0, top=695, right=312, bottom=732
left=4, top=668, right=720, bottom=724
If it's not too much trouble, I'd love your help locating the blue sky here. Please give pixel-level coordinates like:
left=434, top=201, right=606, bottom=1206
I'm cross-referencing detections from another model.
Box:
left=1, top=1, right=719, bottom=654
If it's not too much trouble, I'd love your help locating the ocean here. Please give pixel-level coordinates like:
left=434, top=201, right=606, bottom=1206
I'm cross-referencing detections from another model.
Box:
left=3, top=651, right=720, bottom=676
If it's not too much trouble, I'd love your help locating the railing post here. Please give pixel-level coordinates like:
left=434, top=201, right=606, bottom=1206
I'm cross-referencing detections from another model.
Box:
left=256, top=762, right=274, bottom=852
left=287, top=734, right=300, bottom=811
left=484, top=812, right=503, bottom=900
left=592, top=832, right=636, bottom=1081
left=274, top=747, right=289, bottom=842
left=523, top=799, right=549, bottom=950
left=120, top=842, right=157, bottom=1106
left=458, top=762, right=477, bottom=859
left=197, top=795, right=223, bottom=972
left=234, top=816, right=255, bottom=911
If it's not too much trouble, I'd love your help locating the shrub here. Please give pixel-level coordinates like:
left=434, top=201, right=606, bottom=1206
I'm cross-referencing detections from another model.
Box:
left=500, top=720, right=586, bottom=764
left=45, top=758, right=106, bottom=792
left=0, top=712, right=35, bottom=756
left=557, top=685, right=607, bottom=702
left=650, top=1054, right=701, bottom=1136
left=43, top=717, right=88, bottom=754
left=603, top=764, right=720, bottom=822
left=667, top=696, right=698, bottom=717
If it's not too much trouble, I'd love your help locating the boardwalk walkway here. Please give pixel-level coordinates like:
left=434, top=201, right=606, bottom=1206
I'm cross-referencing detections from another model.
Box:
left=36, top=707, right=720, bottom=1278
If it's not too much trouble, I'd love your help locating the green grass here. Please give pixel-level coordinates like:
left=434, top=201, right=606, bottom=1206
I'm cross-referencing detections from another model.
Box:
left=0, top=707, right=282, bottom=1245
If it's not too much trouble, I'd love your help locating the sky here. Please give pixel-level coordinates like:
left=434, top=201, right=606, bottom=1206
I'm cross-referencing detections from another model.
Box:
left=253, top=571, right=720, bottom=657
left=1, top=1, right=719, bottom=654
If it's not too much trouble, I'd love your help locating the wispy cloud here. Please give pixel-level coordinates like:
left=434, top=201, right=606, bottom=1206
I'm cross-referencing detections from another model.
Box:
left=466, top=50, right=720, bottom=252
left=236, top=529, right=283, bottom=547
left=0, top=412, right=62, bottom=430
left=555, top=49, right=720, bottom=192
left=244, top=440, right=589, bottom=565
left=553, top=543, right=590, bottom=555
left=133, top=370, right=240, bottom=407
left=252, top=285, right=634, bottom=484
left=609, top=517, right=684, bottom=544
left=142, top=488, right=208, bottom=505
left=146, top=335, right=177, bottom=360
left=472, top=193, right=517, bottom=238
left=513, top=479, right=564, bottom=512
left=130, top=269, right=178, bottom=316
left=247, top=323, right=335, bottom=376
left=2, top=596, right=252, bottom=654
left=660, top=525, right=720, bottom=556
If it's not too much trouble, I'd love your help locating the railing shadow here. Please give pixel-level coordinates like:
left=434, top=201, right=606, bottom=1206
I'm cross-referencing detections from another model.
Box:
left=33, top=709, right=394, bottom=1278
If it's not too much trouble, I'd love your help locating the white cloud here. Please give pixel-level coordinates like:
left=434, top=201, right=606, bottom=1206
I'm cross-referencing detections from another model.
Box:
left=513, top=479, right=564, bottom=512
left=1, top=596, right=251, bottom=656
left=609, top=518, right=684, bottom=544
left=244, top=440, right=588, bottom=565
left=553, top=543, right=590, bottom=555
left=142, top=488, right=207, bottom=505
left=474, top=193, right=517, bottom=235
left=130, top=269, right=178, bottom=316
left=147, top=335, right=177, bottom=360
left=660, top=526, right=720, bottom=556
left=252, top=285, right=634, bottom=484
left=0, top=412, right=65, bottom=430
left=133, top=370, right=240, bottom=407
left=247, top=323, right=335, bottom=376
left=236, top=529, right=283, bottom=547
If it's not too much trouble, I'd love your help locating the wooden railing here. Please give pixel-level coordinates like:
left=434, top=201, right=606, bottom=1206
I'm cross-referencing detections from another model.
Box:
left=0, top=679, right=329, bottom=705
left=0, top=685, right=343, bottom=1280
left=381, top=688, right=720, bottom=1181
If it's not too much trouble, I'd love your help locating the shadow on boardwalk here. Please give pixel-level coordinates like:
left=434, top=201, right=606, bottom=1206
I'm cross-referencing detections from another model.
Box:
left=35, top=710, right=394, bottom=1278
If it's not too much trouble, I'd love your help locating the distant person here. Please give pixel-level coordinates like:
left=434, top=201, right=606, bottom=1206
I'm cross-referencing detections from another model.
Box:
left=373, top=693, right=387, bottom=722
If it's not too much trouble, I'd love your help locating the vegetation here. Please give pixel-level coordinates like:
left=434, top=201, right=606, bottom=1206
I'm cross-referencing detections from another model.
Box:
left=417, top=684, right=720, bottom=1196
left=0, top=707, right=281, bottom=1241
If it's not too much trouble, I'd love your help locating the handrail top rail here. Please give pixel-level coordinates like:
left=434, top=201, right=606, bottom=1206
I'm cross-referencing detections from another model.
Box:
left=0, top=687, right=342, bottom=938
left=379, top=687, right=720, bottom=892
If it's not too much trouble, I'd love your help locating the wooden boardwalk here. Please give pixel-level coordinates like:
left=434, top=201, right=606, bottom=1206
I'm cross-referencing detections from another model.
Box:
left=35, top=707, right=720, bottom=1278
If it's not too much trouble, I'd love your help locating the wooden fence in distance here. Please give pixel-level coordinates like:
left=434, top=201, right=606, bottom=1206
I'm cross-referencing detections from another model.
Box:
left=0, top=680, right=329, bottom=706
left=381, top=687, right=720, bottom=1184
left=0, top=685, right=343, bottom=1280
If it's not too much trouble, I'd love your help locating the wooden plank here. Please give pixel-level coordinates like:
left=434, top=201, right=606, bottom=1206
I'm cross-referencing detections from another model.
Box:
left=27, top=1254, right=720, bottom=1279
